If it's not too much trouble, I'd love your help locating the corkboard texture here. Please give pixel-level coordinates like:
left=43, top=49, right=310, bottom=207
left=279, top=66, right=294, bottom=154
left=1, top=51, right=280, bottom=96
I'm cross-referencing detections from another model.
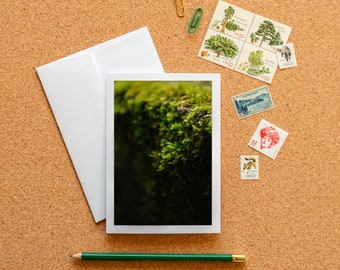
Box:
left=1, top=0, right=339, bottom=269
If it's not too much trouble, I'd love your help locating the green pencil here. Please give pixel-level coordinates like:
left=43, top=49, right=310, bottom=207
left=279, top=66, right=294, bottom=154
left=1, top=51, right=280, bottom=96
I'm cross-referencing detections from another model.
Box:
left=70, top=252, right=246, bottom=262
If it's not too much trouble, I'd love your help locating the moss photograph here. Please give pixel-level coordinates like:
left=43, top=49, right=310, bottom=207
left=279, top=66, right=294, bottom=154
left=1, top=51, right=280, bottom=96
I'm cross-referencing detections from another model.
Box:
left=113, top=80, right=213, bottom=226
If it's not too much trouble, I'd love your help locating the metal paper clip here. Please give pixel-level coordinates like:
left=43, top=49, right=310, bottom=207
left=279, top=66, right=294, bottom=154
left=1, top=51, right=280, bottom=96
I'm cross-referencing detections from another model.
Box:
left=175, top=0, right=185, bottom=17
left=188, top=8, right=203, bottom=34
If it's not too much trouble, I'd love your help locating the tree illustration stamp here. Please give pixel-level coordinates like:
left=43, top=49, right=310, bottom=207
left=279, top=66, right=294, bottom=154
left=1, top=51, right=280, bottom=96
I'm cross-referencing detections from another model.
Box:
left=198, top=1, right=292, bottom=84
left=248, top=119, right=288, bottom=160
left=240, top=155, right=259, bottom=180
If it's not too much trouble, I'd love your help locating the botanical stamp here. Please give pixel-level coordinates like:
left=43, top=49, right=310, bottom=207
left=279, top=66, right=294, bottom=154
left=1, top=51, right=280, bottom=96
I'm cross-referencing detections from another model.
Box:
left=248, top=119, right=288, bottom=160
left=232, top=86, right=274, bottom=119
left=240, top=155, right=259, bottom=180
left=198, top=1, right=292, bottom=83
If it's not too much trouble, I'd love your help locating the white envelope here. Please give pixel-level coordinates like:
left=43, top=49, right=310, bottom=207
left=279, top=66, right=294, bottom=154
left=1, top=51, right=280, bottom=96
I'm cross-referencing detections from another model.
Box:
left=36, top=27, right=164, bottom=222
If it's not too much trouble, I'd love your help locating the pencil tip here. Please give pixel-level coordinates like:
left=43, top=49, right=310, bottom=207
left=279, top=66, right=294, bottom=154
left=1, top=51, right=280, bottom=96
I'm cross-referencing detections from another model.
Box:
left=69, top=253, right=82, bottom=259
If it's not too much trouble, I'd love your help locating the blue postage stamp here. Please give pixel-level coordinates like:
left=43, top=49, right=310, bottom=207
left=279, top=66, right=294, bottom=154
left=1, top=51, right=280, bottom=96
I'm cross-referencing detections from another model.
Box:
left=232, top=86, right=274, bottom=119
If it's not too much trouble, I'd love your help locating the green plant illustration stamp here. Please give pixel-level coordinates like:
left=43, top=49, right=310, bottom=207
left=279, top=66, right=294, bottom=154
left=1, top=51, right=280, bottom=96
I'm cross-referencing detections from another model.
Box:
left=198, top=1, right=292, bottom=84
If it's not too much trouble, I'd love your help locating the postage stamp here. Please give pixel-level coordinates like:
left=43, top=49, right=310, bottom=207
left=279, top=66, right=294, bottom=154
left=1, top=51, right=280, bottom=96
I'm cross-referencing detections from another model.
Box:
left=276, top=43, right=297, bottom=69
left=248, top=119, right=288, bottom=159
left=232, top=86, right=274, bottom=119
left=240, top=155, right=259, bottom=180
left=198, top=1, right=292, bottom=84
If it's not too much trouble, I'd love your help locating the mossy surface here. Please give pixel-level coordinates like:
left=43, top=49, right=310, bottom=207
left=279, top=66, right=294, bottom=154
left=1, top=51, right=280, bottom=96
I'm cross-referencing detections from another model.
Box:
left=114, top=81, right=212, bottom=225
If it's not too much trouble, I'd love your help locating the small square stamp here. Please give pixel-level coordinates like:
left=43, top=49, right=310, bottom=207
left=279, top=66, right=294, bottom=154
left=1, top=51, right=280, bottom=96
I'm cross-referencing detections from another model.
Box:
left=248, top=119, right=288, bottom=160
left=240, top=155, right=259, bottom=180
left=276, top=43, right=297, bottom=69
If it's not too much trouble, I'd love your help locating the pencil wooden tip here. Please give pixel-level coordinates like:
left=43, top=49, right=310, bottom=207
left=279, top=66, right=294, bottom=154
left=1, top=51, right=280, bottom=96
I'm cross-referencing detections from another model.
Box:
left=69, top=253, right=82, bottom=259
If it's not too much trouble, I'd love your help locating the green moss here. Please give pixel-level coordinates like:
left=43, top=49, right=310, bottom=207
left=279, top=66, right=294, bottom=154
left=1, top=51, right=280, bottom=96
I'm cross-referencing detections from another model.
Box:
left=114, top=81, right=212, bottom=225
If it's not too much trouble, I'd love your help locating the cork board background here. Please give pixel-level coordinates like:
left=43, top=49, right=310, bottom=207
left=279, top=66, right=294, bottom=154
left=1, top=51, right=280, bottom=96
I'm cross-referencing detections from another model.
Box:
left=1, top=0, right=339, bottom=269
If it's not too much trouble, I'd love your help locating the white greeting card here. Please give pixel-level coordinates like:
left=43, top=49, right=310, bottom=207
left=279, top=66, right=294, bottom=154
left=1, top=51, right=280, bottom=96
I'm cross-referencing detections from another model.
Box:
left=106, top=73, right=221, bottom=233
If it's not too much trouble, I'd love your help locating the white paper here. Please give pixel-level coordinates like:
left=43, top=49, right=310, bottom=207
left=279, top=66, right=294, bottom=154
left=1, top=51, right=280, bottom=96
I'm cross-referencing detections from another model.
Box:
left=36, top=27, right=164, bottom=222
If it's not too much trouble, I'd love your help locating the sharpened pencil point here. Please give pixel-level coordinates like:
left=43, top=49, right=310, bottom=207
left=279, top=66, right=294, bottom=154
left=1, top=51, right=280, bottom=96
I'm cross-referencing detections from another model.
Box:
left=70, top=253, right=82, bottom=259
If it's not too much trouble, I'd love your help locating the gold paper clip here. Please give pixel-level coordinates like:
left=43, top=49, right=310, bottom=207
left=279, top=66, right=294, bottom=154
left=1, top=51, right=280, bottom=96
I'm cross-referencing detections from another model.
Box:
left=188, top=8, right=203, bottom=34
left=175, top=0, right=185, bottom=17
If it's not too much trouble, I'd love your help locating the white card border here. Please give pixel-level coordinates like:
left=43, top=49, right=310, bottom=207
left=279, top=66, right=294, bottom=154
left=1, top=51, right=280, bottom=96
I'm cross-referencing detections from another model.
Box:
left=106, top=73, right=221, bottom=234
